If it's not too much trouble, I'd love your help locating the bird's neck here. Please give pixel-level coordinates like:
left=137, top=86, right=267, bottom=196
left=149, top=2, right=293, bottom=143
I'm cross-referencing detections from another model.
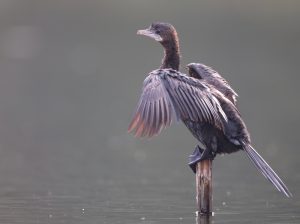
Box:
left=160, top=39, right=180, bottom=70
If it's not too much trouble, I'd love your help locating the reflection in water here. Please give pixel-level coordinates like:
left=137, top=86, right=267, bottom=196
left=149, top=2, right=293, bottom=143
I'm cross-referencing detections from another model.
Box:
left=196, top=215, right=211, bottom=224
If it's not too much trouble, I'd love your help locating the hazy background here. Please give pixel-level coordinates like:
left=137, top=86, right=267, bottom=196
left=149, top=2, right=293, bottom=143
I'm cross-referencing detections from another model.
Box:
left=0, top=0, right=299, bottom=223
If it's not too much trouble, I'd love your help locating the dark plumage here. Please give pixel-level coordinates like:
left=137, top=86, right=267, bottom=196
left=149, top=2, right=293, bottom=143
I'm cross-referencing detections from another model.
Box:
left=187, top=63, right=238, bottom=105
left=137, top=22, right=180, bottom=70
left=129, top=22, right=291, bottom=197
left=186, top=63, right=291, bottom=197
left=128, top=69, right=227, bottom=138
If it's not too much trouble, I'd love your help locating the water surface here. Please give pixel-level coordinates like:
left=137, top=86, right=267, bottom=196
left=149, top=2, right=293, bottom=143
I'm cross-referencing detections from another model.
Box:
left=0, top=1, right=299, bottom=223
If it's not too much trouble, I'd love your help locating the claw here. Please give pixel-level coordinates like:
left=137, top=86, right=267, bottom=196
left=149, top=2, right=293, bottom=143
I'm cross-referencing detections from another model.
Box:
left=188, top=145, right=215, bottom=173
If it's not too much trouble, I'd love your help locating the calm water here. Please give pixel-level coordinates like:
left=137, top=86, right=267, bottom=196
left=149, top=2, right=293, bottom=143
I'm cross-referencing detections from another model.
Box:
left=0, top=164, right=299, bottom=224
left=0, top=1, right=299, bottom=223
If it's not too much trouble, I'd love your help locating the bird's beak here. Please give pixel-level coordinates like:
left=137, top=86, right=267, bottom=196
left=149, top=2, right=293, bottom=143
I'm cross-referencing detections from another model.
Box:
left=137, top=28, right=163, bottom=42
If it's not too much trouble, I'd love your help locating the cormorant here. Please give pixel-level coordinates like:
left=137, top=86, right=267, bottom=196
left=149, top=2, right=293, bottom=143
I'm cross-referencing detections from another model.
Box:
left=128, top=22, right=292, bottom=197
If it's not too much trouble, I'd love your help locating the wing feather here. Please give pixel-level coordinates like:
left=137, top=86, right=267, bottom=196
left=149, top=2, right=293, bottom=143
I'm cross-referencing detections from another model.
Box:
left=175, top=87, right=195, bottom=120
left=128, top=73, right=177, bottom=137
left=128, top=69, right=227, bottom=138
left=187, top=63, right=238, bottom=105
left=162, top=70, right=227, bottom=130
left=178, top=86, right=199, bottom=121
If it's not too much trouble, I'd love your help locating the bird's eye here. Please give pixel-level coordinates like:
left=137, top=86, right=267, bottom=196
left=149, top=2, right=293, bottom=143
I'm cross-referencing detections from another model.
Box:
left=156, top=30, right=161, bottom=34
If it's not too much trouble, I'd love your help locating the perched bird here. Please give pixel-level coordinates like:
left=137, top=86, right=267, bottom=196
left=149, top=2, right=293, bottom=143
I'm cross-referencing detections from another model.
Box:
left=128, top=22, right=291, bottom=197
left=185, top=63, right=292, bottom=197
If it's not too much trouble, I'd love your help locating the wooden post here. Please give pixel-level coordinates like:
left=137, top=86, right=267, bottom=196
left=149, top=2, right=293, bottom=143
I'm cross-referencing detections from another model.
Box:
left=196, top=159, right=212, bottom=216
left=196, top=215, right=211, bottom=224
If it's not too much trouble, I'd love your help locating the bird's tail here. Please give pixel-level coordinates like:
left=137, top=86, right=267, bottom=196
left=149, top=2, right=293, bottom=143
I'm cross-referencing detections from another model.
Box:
left=242, top=143, right=292, bottom=197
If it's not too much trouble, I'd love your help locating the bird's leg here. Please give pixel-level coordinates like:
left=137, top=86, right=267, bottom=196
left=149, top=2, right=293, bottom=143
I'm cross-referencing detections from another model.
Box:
left=188, top=145, right=216, bottom=173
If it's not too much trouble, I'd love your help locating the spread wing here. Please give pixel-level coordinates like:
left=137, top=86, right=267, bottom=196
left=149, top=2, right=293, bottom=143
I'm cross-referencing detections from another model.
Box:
left=128, top=73, right=177, bottom=137
left=187, top=63, right=238, bottom=105
left=128, top=69, right=227, bottom=138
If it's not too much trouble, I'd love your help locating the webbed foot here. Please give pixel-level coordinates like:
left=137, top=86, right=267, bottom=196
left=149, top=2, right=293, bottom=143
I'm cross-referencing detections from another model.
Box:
left=188, top=145, right=215, bottom=173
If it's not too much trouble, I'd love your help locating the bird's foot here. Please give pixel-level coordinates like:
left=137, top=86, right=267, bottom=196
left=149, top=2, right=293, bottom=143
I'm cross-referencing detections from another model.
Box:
left=188, top=145, right=215, bottom=173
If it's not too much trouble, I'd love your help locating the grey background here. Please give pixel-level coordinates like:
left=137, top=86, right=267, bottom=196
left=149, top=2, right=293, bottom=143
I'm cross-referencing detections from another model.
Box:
left=0, top=1, right=299, bottom=223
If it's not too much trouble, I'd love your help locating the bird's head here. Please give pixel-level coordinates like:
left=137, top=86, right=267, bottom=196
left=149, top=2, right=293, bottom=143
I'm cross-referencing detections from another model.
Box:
left=137, top=22, right=178, bottom=48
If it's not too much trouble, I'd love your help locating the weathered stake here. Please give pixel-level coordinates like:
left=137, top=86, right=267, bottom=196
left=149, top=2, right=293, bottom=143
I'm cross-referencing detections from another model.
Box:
left=196, top=159, right=212, bottom=216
